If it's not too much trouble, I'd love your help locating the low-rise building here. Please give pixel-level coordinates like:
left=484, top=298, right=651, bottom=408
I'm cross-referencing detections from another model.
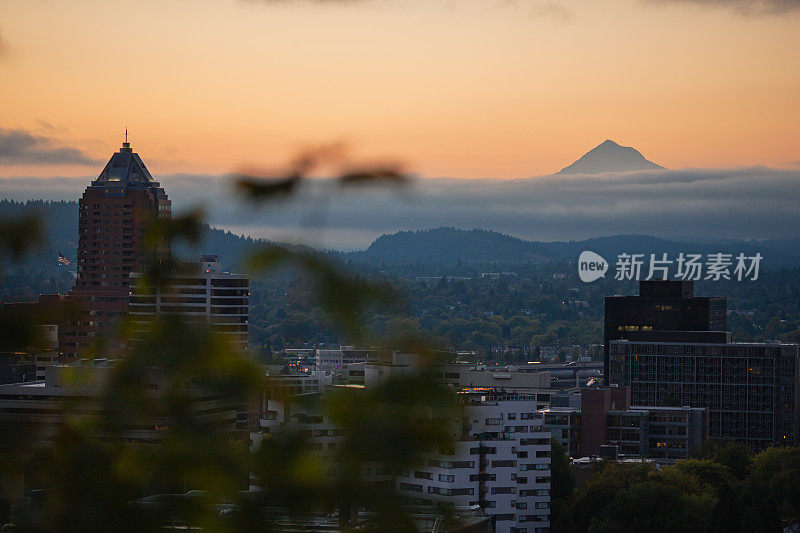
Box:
left=438, top=364, right=553, bottom=410
left=263, top=366, right=332, bottom=397
left=314, top=347, right=374, bottom=378
left=605, top=405, right=707, bottom=463
left=1, top=299, right=63, bottom=381
left=541, top=387, right=707, bottom=465
left=0, top=361, right=238, bottom=443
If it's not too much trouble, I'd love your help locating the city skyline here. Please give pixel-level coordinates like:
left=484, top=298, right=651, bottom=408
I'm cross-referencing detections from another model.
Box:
left=2, top=2, right=800, bottom=531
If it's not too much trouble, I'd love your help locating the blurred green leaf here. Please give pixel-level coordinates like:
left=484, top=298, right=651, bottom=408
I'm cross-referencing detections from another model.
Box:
left=142, top=208, right=204, bottom=251
left=338, top=167, right=408, bottom=187
left=235, top=175, right=302, bottom=202
left=0, top=213, right=44, bottom=265
left=247, top=245, right=396, bottom=341
left=324, top=372, right=457, bottom=469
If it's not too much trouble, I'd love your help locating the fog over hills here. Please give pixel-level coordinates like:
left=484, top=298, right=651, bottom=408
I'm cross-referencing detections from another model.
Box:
left=345, top=228, right=800, bottom=266
left=5, top=199, right=796, bottom=270
left=557, top=140, right=665, bottom=174
left=2, top=142, right=800, bottom=250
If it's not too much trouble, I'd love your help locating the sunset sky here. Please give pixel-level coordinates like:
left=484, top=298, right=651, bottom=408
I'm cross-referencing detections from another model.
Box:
left=1, top=0, right=799, bottom=181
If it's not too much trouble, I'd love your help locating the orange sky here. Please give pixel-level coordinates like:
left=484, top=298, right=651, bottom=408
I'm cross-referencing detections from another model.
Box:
left=1, top=0, right=799, bottom=179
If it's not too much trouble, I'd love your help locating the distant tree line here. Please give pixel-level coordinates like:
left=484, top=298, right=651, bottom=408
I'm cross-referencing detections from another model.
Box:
left=3, top=201, right=800, bottom=357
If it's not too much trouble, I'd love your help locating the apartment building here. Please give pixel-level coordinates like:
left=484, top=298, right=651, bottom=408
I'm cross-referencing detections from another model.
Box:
left=398, top=392, right=552, bottom=533
left=256, top=368, right=552, bottom=533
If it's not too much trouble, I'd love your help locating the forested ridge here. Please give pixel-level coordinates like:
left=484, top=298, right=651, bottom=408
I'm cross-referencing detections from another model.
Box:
left=3, top=200, right=800, bottom=360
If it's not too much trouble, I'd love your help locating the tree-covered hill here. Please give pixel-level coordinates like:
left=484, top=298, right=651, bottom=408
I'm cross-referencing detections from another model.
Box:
left=353, top=227, right=552, bottom=263
left=5, top=200, right=799, bottom=269
left=3, top=200, right=800, bottom=357
left=345, top=227, right=800, bottom=266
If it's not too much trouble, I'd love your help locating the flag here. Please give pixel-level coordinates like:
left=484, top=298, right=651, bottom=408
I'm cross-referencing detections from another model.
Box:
left=58, top=252, right=70, bottom=266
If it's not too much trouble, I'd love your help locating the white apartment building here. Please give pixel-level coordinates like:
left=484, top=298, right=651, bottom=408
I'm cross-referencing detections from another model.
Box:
left=257, top=391, right=348, bottom=476
left=129, top=255, right=249, bottom=351
left=397, top=393, right=552, bottom=533
left=257, top=378, right=551, bottom=533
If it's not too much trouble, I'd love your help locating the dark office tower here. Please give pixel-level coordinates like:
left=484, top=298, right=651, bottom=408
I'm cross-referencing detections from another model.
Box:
left=603, top=280, right=727, bottom=384
left=607, top=280, right=800, bottom=450
left=59, top=139, right=171, bottom=358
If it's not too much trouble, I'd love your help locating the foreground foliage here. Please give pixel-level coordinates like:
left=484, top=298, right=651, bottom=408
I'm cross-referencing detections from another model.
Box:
left=0, top=163, right=463, bottom=531
left=551, top=441, right=800, bottom=532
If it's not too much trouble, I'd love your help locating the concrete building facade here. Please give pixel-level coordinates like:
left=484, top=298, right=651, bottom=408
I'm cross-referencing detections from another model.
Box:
left=0, top=361, right=237, bottom=443
left=128, top=255, right=249, bottom=352
left=609, top=339, right=799, bottom=450
left=541, top=386, right=707, bottom=464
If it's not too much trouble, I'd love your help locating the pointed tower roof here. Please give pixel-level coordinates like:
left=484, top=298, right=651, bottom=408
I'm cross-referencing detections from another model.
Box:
left=92, top=138, right=158, bottom=187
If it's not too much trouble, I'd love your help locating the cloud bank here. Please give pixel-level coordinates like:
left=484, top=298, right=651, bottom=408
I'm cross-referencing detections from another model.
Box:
left=647, top=0, right=800, bottom=14
left=1, top=167, right=799, bottom=250
left=0, top=127, right=100, bottom=166
left=243, top=0, right=800, bottom=14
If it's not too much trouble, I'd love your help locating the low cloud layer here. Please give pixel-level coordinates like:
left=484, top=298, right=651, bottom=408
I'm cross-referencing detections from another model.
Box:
left=2, top=167, right=799, bottom=250
left=248, top=0, right=800, bottom=16
left=0, top=127, right=100, bottom=166
left=647, top=0, right=800, bottom=14
left=243, top=0, right=573, bottom=20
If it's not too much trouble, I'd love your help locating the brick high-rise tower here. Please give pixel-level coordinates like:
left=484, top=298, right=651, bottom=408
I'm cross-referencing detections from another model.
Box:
left=60, top=137, right=170, bottom=358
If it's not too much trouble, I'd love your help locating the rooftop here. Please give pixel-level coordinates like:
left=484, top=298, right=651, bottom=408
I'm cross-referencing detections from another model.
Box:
left=91, top=140, right=158, bottom=187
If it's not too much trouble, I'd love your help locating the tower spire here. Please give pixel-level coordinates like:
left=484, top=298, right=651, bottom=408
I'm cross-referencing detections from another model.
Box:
left=122, top=127, right=131, bottom=151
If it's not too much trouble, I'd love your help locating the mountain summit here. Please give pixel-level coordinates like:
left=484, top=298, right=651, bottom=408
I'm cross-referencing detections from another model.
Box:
left=557, top=139, right=664, bottom=174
